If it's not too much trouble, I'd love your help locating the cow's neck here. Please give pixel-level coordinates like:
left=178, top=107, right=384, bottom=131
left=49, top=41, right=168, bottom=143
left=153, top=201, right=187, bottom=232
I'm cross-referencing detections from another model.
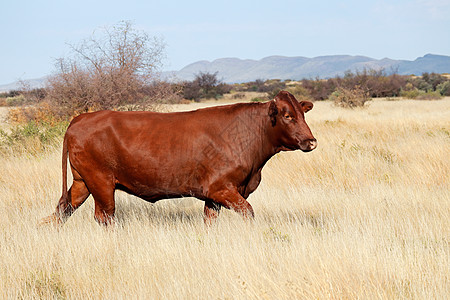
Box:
left=238, top=102, right=281, bottom=170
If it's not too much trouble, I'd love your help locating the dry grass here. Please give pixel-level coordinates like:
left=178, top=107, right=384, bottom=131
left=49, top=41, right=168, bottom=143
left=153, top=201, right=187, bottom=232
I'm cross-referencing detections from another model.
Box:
left=0, top=98, right=449, bottom=299
left=0, top=107, right=9, bottom=130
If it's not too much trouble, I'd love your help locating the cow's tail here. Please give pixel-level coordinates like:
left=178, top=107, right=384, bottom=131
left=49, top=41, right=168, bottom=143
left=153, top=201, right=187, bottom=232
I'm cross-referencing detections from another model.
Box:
left=60, top=133, right=69, bottom=204
left=39, top=133, right=70, bottom=226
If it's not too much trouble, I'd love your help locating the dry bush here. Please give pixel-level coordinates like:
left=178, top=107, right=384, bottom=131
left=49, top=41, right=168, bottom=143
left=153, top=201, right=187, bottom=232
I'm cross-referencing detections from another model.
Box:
left=331, top=85, right=371, bottom=108
left=334, top=69, right=407, bottom=98
left=45, top=21, right=177, bottom=118
left=301, top=78, right=336, bottom=100
left=7, top=102, right=60, bottom=125
left=300, top=69, right=410, bottom=101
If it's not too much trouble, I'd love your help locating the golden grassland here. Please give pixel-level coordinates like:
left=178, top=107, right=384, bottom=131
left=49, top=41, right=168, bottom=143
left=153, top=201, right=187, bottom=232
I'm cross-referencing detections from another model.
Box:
left=0, top=98, right=449, bottom=299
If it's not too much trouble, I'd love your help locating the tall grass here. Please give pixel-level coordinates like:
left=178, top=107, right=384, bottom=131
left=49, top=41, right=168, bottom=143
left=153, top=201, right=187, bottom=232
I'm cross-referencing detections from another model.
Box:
left=0, top=99, right=449, bottom=298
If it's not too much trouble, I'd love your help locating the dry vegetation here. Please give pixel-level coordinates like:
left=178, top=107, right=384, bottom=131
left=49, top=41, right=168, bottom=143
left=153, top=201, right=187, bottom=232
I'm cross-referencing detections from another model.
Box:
left=0, top=98, right=449, bottom=299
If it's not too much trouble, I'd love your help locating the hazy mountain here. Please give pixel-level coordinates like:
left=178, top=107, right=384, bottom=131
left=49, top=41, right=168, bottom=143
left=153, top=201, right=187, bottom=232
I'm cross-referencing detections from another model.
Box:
left=397, top=54, right=450, bottom=75
left=171, top=54, right=450, bottom=83
left=0, top=77, right=49, bottom=93
left=1, top=54, right=449, bottom=91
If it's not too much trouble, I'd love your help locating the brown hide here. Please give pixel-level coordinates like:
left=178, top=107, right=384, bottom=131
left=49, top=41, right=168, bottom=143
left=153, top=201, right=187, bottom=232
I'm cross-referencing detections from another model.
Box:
left=42, top=91, right=316, bottom=226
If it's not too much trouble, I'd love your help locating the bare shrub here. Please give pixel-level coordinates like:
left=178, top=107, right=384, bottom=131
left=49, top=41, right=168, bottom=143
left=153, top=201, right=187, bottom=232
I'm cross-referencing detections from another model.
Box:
left=331, top=85, right=371, bottom=108
left=46, top=21, right=175, bottom=118
left=332, top=69, right=407, bottom=98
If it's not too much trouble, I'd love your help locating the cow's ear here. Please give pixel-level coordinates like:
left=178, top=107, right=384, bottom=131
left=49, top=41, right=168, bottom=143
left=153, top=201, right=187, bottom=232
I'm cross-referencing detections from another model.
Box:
left=300, top=101, right=313, bottom=113
left=269, top=100, right=278, bottom=126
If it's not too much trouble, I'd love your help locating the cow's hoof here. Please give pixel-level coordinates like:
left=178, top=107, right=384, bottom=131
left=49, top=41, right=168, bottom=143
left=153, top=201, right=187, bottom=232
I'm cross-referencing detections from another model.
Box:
left=38, top=214, right=63, bottom=227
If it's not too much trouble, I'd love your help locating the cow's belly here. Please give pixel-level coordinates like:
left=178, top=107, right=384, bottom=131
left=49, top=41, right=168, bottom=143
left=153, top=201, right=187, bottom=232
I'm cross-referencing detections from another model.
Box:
left=115, top=182, right=189, bottom=202
left=113, top=164, right=207, bottom=202
left=113, top=160, right=256, bottom=202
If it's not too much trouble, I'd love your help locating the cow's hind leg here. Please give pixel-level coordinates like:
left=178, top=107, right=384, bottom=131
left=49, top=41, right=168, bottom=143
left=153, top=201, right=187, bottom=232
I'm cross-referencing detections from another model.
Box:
left=88, top=179, right=116, bottom=226
left=56, top=179, right=90, bottom=221
left=40, top=169, right=90, bottom=226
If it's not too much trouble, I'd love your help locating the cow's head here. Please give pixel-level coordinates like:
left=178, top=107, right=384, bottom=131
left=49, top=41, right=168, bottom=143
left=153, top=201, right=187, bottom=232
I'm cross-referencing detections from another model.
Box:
left=268, top=91, right=317, bottom=152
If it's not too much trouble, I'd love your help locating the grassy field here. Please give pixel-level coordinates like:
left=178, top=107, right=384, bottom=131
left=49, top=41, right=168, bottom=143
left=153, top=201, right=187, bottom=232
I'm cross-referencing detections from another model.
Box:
left=0, top=98, right=449, bottom=299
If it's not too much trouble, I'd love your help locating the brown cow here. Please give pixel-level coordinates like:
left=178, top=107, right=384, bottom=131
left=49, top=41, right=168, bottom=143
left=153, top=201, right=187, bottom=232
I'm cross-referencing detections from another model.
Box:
left=41, top=91, right=316, bottom=226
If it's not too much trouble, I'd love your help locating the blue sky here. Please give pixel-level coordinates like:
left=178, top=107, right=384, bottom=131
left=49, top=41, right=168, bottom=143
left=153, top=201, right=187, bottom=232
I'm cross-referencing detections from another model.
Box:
left=1, top=0, right=449, bottom=84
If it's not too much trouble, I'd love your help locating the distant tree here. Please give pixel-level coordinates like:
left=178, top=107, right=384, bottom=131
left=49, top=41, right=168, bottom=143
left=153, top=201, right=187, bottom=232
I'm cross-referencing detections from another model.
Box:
left=182, top=72, right=231, bottom=101
left=195, top=71, right=220, bottom=99
left=424, top=72, right=446, bottom=91
left=437, top=81, right=450, bottom=96
left=246, top=79, right=268, bottom=92
left=407, top=76, right=432, bottom=92
left=301, top=77, right=336, bottom=100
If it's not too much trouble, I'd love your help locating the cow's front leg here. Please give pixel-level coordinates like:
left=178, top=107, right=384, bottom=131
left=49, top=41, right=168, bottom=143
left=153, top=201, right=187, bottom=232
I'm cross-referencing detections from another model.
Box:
left=209, top=188, right=255, bottom=220
left=204, top=200, right=221, bottom=225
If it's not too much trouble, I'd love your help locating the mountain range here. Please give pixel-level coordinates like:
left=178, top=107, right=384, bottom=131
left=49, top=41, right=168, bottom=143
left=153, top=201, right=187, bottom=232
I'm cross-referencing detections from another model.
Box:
left=1, top=54, right=449, bottom=91
left=171, top=54, right=450, bottom=83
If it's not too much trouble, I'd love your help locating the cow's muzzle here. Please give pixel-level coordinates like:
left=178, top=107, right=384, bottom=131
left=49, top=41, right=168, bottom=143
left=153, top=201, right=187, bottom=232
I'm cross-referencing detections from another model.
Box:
left=300, top=138, right=317, bottom=152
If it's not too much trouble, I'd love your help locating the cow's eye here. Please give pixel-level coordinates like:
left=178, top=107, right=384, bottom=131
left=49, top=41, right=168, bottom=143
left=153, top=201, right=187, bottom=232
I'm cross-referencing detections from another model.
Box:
left=284, top=114, right=292, bottom=120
